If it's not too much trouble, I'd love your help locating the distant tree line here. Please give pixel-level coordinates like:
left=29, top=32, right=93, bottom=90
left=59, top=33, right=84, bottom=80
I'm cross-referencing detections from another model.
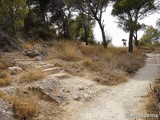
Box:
left=0, top=0, right=159, bottom=52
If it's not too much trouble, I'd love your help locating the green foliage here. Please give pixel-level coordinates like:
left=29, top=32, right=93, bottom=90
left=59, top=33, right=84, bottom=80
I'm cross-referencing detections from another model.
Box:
left=73, top=14, right=95, bottom=43
left=112, top=0, right=156, bottom=32
left=112, top=0, right=156, bottom=52
left=139, top=26, right=160, bottom=46
left=73, top=0, right=110, bottom=47
left=32, top=28, right=55, bottom=40
left=0, top=0, right=28, bottom=34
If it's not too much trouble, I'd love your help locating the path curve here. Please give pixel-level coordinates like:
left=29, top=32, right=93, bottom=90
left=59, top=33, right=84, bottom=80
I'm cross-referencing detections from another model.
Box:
left=63, top=53, right=160, bottom=120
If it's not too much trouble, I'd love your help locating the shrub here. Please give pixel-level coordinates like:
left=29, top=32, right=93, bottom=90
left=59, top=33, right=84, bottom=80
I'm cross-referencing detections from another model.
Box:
left=0, top=58, right=13, bottom=70
left=0, top=71, right=12, bottom=86
left=55, top=41, right=82, bottom=61
left=145, top=79, right=160, bottom=120
left=33, top=28, right=55, bottom=40
left=19, top=68, right=44, bottom=83
left=9, top=95, right=38, bottom=120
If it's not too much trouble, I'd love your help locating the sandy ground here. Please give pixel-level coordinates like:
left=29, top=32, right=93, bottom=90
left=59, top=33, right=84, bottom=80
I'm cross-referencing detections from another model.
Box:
left=62, top=53, right=160, bottom=120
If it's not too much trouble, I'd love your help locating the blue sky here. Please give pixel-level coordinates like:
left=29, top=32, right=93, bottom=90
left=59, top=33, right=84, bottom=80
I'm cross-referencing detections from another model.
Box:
left=94, top=6, right=160, bottom=47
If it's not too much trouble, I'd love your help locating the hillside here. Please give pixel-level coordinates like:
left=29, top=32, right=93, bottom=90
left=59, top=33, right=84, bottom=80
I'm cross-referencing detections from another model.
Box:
left=0, top=40, right=151, bottom=120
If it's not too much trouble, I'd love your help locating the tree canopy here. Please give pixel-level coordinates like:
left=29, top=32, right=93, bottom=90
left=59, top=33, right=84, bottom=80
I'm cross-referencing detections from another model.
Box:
left=140, top=26, right=160, bottom=46
left=0, top=0, right=159, bottom=50
left=73, top=0, right=110, bottom=47
left=0, top=0, right=28, bottom=35
left=112, top=0, right=156, bottom=52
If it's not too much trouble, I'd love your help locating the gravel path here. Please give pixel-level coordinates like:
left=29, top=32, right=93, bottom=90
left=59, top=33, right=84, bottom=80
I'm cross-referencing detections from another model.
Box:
left=64, top=53, right=160, bottom=120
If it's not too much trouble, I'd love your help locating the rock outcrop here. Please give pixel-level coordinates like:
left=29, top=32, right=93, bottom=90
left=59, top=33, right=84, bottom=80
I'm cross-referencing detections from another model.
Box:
left=0, top=31, right=21, bottom=52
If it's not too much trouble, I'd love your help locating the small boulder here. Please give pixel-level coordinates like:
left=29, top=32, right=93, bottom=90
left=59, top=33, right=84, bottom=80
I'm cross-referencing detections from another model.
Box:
left=84, top=91, right=95, bottom=101
left=8, top=66, right=22, bottom=75
left=0, top=86, right=16, bottom=95
left=78, top=86, right=85, bottom=91
left=0, top=99, right=14, bottom=120
left=73, top=94, right=81, bottom=101
left=34, top=56, right=44, bottom=61
left=28, top=78, right=65, bottom=104
left=25, top=49, right=41, bottom=58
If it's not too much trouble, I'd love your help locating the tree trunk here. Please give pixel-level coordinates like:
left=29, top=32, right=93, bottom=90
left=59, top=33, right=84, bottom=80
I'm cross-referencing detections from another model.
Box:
left=63, top=20, right=70, bottom=39
left=128, top=30, right=134, bottom=52
left=10, top=9, right=15, bottom=35
left=134, top=30, right=139, bottom=46
left=97, top=21, right=107, bottom=48
left=84, top=27, right=88, bottom=46
left=11, top=22, right=15, bottom=35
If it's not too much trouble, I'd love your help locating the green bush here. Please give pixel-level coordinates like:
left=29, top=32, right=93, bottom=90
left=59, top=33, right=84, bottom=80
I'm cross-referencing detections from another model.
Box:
left=33, top=28, right=55, bottom=40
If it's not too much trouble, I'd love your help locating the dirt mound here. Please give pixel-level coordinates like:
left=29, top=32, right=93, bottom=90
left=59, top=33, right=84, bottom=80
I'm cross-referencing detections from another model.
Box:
left=0, top=31, right=21, bottom=52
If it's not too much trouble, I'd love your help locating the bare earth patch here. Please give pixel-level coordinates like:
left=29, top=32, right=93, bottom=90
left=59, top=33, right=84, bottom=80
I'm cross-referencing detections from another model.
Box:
left=62, top=53, right=160, bottom=120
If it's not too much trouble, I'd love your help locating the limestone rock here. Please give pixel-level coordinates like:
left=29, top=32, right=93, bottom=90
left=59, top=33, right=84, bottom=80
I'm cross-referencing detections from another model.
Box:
left=0, top=86, right=16, bottom=95
left=73, top=94, right=81, bottom=101
left=25, top=49, right=41, bottom=58
left=8, top=66, right=22, bottom=75
left=0, top=99, right=14, bottom=120
left=28, top=78, right=64, bottom=104
left=0, top=31, right=21, bottom=52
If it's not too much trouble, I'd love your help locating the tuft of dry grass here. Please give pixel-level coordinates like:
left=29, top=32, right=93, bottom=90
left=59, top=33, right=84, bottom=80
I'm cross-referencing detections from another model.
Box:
left=145, top=79, right=160, bottom=120
left=93, top=68, right=127, bottom=86
left=54, top=41, right=82, bottom=61
left=0, top=91, right=5, bottom=98
left=0, top=61, right=5, bottom=70
left=0, top=89, right=38, bottom=120
left=10, top=95, right=38, bottom=119
left=22, top=42, right=33, bottom=49
left=19, top=68, right=44, bottom=83
left=0, top=58, right=14, bottom=70
left=82, top=58, right=95, bottom=68
left=0, top=71, right=12, bottom=86
left=112, top=53, right=146, bottom=74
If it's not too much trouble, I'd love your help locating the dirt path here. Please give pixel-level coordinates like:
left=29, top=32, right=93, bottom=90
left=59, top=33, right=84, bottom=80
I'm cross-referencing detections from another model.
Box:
left=63, top=53, right=160, bottom=120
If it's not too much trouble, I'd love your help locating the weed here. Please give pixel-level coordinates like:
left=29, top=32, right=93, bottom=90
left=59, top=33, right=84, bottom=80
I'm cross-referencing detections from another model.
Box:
left=0, top=71, right=12, bottom=86
left=19, top=68, right=44, bottom=83
left=0, top=58, right=13, bottom=70
left=9, top=95, right=38, bottom=120
left=82, top=58, right=95, bottom=68
left=55, top=41, right=82, bottom=61
left=145, top=79, right=160, bottom=120
left=0, top=91, right=5, bottom=98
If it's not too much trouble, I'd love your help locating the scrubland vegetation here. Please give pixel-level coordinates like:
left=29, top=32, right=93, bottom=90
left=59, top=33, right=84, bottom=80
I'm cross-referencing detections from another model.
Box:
left=46, top=40, right=146, bottom=85
left=18, top=68, right=44, bottom=83
left=0, top=0, right=159, bottom=119
left=145, top=79, right=160, bottom=120
left=0, top=90, right=38, bottom=120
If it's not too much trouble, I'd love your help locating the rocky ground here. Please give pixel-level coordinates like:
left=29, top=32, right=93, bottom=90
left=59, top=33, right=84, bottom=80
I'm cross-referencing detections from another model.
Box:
left=0, top=48, right=159, bottom=120
left=0, top=50, right=108, bottom=120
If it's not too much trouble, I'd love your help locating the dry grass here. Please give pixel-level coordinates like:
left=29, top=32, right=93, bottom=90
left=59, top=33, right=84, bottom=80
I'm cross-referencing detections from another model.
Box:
left=145, top=79, right=160, bottom=120
left=19, top=68, right=44, bottom=83
left=0, top=71, right=12, bottom=86
left=10, top=95, right=38, bottom=119
left=22, top=42, right=33, bottom=49
left=0, top=61, right=5, bottom=70
left=82, top=58, right=95, bottom=68
left=0, top=89, right=38, bottom=119
left=0, top=57, right=14, bottom=70
left=112, top=53, right=146, bottom=74
left=54, top=41, right=82, bottom=61
left=80, top=46, right=145, bottom=85
left=90, top=59, right=128, bottom=85
left=0, top=91, right=5, bottom=98
left=46, top=41, right=145, bottom=85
